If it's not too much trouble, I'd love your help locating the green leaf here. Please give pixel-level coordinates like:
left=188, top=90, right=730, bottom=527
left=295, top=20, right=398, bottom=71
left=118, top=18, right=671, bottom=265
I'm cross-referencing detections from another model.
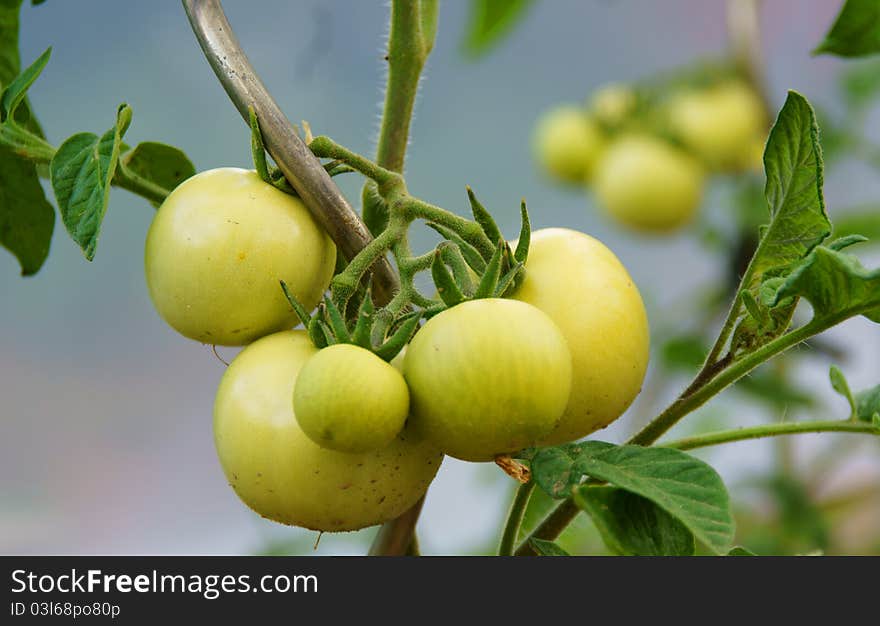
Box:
left=854, top=384, right=880, bottom=424
left=574, top=486, right=696, bottom=556
left=815, top=0, right=880, bottom=58
left=765, top=245, right=880, bottom=324
left=729, top=91, right=829, bottom=354
left=527, top=538, right=570, bottom=557
left=829, top=364, right=857, bottom=418
left=840, top=60, right=880, bottom=110
left=0, top=144, right=54, bottom=274
left=728, top=546, right=758, bottom=556
left=0, top=0, right=24, bottom=88
left=50, top=104, right=130, bottom=260
left=832, top=207, right=880, bottom=244
left=531, top=441, right=734, bottom=554
left=118, top=141, right=195, bottom=207
left=660, top=334, right=707, bottom=373
left=462, top=0, right=535, bottom=59
left=0, top=46, right=50, bottom=122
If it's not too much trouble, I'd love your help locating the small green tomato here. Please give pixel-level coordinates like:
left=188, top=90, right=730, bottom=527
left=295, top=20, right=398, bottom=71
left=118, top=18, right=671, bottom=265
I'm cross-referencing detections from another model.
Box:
left=533, top=105, right=606, bottom=183
left=294, top=343, right=410, bottom=453
left=404, top=298, right=572, bottom=462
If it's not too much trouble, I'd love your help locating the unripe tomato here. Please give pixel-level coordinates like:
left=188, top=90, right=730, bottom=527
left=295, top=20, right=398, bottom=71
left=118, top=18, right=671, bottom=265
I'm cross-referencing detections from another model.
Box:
left=403, top=298, right=572, bottom=462
left=512, top=228, right=649, bottom=445
left=593, top=134, right=704, bottom=233
left=590, top=83, right=637, bottom=127
left=533, top=105, right=606, bottom=183
left=145, top=168, right=336, bottom=346
left=667, top=81, right=765, bottom=171
left=294, top=343, right=409, bottom=453
left=213, top=330, right=442, bottom=531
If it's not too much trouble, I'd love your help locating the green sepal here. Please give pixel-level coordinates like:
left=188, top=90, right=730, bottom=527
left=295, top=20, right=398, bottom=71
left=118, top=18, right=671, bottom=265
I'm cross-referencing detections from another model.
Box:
left=466, top=186, right=502, bottom=253
left=248, top=106, right=271, bottom=184
left=473, top=240, right=505, bottom=299
left=432, top=248, right=466, bottom=307
left=494, top=261, right=523, bottom=297
left=374, top=313, right=422, bottom=362
left=514, top=198, right=531, bottom=265
left=426, top=221, right=487, bottom=273
left=439, top=241, right=475, bottom=296
left=279, top=280, right=312, bottom=328
left=322, top=294, right=351, bottom=343
left=308, top=315, right=333, bottom=349
left=351, top=281, right=376, bottom=349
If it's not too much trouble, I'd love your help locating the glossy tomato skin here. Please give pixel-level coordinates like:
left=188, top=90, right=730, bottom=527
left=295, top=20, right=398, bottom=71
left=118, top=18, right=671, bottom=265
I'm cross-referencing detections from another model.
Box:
left=145, top=168, right=336, bottom=346
left=593, top=135, right=704, bottom=233
left=294, top=343, right=409, bottom=453
left=403, top=298, right=572, bottom=462
left=533, top=105, right=606, bottom=183
left=512, top=228, right=649, bottom=445
left=213, top=330, right=442, bottom=532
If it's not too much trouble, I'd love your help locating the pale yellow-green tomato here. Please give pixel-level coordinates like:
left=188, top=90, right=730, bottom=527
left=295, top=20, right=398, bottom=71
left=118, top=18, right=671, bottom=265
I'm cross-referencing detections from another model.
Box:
left=512, top=228, right=650, bottom=445
left=145, top=168, right=336, bottom=346
left=593, top=134, right=704, bottom=233
left=213, top=330, right=442, bottom=532
left=590, top=83, right=637, bottom=127
left=533, top=105, right=606, bottom=183
left=404, top=298, right=572, bottom=462
left=667, top=81, right=766, bottom=171
left=294, top=344, right=410, bottom=453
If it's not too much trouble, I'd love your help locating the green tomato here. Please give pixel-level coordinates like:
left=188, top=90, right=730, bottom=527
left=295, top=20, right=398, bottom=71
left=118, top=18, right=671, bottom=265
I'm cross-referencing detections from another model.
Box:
left=593, top=134, right=704, bottom=233
left=213, top=330, right=442, bottom=532
left=667, top=81, right=765, bottom=171
left=294, top=343, right=410, bottom=453
left=145, top=168, right=336, bottom=346
left=512, top=228, right=650, bottom=445
left=403, top=298, right=572, bottom=462
left=533, top=105, right=606, bottom=183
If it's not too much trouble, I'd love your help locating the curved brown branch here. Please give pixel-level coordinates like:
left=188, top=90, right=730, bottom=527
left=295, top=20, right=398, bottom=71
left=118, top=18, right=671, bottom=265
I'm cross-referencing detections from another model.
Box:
left=182, top=0, right=399, bottom=304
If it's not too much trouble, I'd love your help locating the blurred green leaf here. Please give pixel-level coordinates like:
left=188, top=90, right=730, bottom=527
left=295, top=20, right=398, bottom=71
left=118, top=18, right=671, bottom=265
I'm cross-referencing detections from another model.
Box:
left=854, top=384, right=880, bottom=424
left=829, top=364, right=857, bottom=418
left=660, top=334, right=707, bottom=373
left=528, top=538, right=570, bottom=556
left=531, top=441, right=734, bottom=554
left=815, top=0, right=880, bottom=58
left=575, top=486, right=695, bottom=556
left=462, top=0, right=535, bottom=59
left=728, top=546, right=758, bottom=556
left=832, top=208, right=880, bottom=244
left=50, top=104, right=130, bottom=260
left=840, top=59, right=880, bottom=110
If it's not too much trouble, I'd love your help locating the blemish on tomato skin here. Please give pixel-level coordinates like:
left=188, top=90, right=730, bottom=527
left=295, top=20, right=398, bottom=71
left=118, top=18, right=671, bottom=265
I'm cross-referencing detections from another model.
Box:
left=339, top=483, right=352, bottom=490
left=237, top=251, right=247, bottom=261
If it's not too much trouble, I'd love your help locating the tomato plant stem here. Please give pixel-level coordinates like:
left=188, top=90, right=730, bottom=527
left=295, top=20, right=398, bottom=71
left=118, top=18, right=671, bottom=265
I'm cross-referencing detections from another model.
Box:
left=661, top=420, right=879, bottom=451
left=498, top=482, right=535, bottom=556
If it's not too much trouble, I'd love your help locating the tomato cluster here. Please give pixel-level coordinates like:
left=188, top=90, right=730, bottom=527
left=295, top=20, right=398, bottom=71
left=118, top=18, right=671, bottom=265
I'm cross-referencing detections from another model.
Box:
left=145, top=169, right=649, bottom=532
left=533, top=79, right=766, bottom=234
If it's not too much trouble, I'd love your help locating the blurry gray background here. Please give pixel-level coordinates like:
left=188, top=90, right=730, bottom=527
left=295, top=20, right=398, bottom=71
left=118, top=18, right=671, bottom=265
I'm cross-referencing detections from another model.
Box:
left=2, top=0, right=878, bottom=555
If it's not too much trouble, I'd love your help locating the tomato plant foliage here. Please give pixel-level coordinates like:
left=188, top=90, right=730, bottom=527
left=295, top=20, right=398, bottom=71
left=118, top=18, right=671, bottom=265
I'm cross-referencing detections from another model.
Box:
left=2, top=0, right=880, bottom=557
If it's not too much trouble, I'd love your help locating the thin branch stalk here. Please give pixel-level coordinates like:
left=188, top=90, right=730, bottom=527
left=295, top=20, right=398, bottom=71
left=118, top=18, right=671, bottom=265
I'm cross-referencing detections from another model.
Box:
left=181, top=0, right=398, bottom=305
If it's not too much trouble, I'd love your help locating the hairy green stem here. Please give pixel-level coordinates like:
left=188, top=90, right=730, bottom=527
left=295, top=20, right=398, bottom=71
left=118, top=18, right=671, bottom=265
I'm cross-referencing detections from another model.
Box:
left=498, top=482, right=535, bottom=556
left=661, top=419, right=879, bottom=451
